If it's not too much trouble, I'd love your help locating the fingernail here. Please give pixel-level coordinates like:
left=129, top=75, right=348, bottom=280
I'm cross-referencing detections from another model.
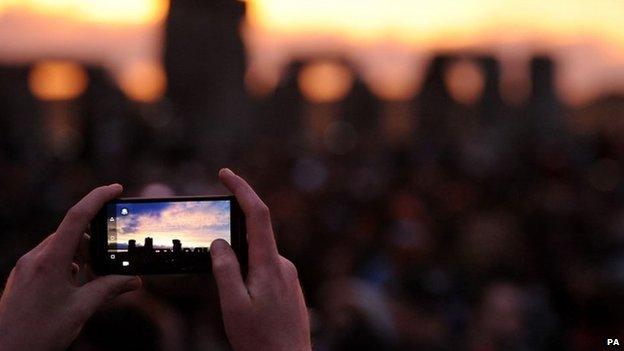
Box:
left=109, top=183, right=123, bottom=191
left=210, top=239, right=229, bottom=256
left=125, top=276, right=142, bottom=291
left=219, top=168, right=234, bottom=177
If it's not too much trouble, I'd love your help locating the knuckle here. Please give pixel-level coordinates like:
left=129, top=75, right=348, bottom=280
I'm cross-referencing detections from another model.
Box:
left=71, top=300, right=92, bottom=318
left=251, top=202, right=270, bottom=221
left=67, top=204, right=89, bottom=220
left=212, top=257, right=232, bottom=275
left=281, top=258, right=299, bottom=282
left=250, top=263, right=278, bottom=284
left=15, top=253, right=48, bottom=275
left=30, top=255, right=49, bottom=274
left=14, top=254, right=32, bottom=272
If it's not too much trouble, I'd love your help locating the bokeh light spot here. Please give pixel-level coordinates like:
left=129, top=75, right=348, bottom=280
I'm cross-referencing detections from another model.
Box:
left=445, top=59, right=485, bottom=105
left=28, top=60, right=88, bottom=101
left=298, top=61, right=354, bottom=103
left=116, top=60, right=167, bottom=103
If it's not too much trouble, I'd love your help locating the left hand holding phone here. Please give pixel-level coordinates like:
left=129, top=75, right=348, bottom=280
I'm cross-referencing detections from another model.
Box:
left=0, top=184, right=142, bottom=351
left=0, top=172, right=312, bottom=351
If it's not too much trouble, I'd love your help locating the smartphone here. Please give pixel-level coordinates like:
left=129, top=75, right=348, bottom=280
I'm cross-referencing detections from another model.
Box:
left=90, top=196, right=247, bottom=275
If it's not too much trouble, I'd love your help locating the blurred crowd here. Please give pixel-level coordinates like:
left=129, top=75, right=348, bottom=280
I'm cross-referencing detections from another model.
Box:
left=1, top=1, right=624, bottom=350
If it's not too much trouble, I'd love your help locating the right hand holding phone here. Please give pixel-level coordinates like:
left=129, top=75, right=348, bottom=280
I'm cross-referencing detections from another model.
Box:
left=211, top=169, right=312, bottom=351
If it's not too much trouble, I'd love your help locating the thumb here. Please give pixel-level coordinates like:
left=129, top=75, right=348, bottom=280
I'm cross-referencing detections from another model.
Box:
left=77, top=275, right=142, bottom=315
left=210, top=239, right=249, bottom=313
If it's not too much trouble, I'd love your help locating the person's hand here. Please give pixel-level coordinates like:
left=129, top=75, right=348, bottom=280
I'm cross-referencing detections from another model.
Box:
left=0, top=185, right=142, bottom=351
left=210, top=169, right=312, bottom=351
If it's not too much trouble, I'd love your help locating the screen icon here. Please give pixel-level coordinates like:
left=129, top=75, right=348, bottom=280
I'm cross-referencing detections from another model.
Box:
left=120, top=208, right=129, bottom=216
left=122, top=261, right=130, bottom=267
left=109, top=217, right=115, bottom=222
left=110, top=254, right=115, bottom=259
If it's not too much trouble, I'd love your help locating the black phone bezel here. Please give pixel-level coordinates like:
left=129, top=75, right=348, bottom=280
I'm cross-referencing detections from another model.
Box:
left=90, top=195, right=247, bottom=275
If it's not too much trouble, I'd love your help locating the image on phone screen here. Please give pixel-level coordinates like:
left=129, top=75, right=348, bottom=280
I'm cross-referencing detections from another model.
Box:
left=105, top=199, right=231, bottom=271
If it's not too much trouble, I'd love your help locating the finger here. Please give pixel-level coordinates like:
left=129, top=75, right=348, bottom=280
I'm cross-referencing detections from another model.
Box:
left=210, top=239, right=249, bottom=311
left=218, top=168, right=279, bottom=268
left=74, top=233, right=91, bottom=266
left=279, top=256, right=300, bottom=282
left=47, top=184, right=122, bottom=262
left=77, top=275, right=141, bottom=316
left=78, top=262, right=97, bottom=284
left=70, top=262, right=80, bottom=275
left=72, top=234, right=92, bottom=285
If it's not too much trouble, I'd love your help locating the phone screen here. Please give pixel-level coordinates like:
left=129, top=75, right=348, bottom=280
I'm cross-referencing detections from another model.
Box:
left=105, top=199, right=231, bottom=269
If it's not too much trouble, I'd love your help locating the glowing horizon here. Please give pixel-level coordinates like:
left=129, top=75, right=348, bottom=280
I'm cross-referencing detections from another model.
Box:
left=0, top=0, right=168, bottom=26
left=243, top=0, right=624, bottom=104
left=2, top=0, right=624, bottom=105
left=0, top=0, right=168, bottom=102
left=245, top=0, right=624, bottom=47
